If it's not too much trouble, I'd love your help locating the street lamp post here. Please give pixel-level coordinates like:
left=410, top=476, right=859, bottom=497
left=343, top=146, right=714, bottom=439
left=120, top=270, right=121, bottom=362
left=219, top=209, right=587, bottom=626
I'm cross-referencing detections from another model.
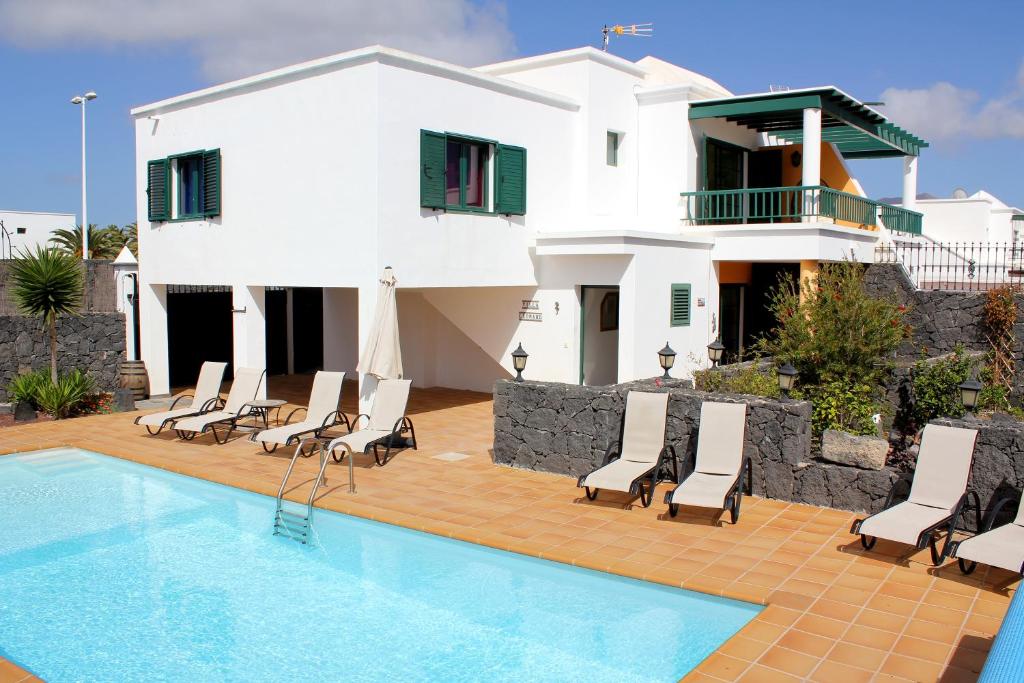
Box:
left=70, top=91, right=97, bottom=260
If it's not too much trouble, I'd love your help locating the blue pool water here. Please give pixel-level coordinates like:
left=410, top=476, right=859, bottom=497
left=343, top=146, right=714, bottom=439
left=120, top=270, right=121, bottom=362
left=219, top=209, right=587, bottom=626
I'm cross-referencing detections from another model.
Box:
left=0, top=448, right=760, bottom=682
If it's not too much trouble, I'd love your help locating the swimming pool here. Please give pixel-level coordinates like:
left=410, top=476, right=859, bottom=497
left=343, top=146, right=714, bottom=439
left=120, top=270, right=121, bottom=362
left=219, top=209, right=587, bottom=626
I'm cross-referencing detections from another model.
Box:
left=0, top=448, right=760, bottom=682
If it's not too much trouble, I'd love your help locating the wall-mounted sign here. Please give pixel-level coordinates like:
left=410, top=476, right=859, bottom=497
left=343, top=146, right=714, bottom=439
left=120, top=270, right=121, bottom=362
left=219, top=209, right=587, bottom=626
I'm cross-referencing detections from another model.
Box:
left=697, top=298, right=706, bottom=307
left=519, top=311, right=542, bottom=322
left=521, top=300, right=540, bottom=310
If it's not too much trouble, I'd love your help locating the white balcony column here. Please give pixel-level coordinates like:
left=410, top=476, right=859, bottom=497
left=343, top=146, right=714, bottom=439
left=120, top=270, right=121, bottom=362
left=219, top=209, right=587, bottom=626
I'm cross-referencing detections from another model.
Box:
left=232, top=285, right=267, bottom=398
left=139, top=282, right=169, bottom=395
left=801, top=107, right=822, bottom=221
left=902, top=155, right=919, bottom=213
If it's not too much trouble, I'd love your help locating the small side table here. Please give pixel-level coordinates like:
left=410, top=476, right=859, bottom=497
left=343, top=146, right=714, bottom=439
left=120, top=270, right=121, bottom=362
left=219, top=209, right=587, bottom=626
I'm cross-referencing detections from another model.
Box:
left=244, top=399, right=287, bottom=431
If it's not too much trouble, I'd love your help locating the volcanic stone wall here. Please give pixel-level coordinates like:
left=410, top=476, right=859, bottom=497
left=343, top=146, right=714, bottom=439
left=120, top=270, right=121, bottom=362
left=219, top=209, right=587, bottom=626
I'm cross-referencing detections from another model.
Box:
left=0, top=313, right=126, bottom=400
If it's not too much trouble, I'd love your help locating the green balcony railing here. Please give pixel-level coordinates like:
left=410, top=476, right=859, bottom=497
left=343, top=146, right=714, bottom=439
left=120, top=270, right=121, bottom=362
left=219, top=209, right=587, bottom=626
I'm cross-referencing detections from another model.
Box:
left=680, top=185, right=923, bottom=235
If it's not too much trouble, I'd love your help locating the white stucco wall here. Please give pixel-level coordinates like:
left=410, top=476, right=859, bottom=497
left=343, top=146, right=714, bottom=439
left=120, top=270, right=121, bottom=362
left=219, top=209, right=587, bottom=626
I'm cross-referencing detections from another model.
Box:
left=0, top=210, right=75, bottom=256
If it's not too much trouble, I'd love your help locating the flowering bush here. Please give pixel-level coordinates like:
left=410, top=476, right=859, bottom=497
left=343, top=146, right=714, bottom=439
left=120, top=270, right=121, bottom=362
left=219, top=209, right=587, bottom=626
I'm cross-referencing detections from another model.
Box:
left=757, top=260, right=909, bottom=388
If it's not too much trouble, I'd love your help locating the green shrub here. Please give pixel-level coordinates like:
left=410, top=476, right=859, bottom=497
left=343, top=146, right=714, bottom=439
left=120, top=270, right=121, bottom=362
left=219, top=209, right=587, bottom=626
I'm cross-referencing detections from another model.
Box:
left=6, top=369, right=49, bottom=408
left=911, top=348, right=973, bottom=425
left=33, top=370, right=96, bottom=419
left=810, top=381, right=879, bottom=436
left=693, top=363, right=781, bottom=398
left=756, top=260, right=909, bottom=387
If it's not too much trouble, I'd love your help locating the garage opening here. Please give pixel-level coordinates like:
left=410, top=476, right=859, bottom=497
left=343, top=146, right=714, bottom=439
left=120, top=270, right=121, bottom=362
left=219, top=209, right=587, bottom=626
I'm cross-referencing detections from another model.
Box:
left=166, top=285, right=232, bottom=388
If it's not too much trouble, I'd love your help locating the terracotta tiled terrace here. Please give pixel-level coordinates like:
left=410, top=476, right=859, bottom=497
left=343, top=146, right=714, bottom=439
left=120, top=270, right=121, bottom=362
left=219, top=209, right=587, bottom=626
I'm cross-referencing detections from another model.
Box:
left=0, top=374, right=1019, bottom=682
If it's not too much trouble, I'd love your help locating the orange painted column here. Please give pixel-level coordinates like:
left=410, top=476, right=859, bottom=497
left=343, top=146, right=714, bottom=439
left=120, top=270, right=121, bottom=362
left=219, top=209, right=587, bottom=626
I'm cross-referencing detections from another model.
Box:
left=799, top=260, right=819, bottom=302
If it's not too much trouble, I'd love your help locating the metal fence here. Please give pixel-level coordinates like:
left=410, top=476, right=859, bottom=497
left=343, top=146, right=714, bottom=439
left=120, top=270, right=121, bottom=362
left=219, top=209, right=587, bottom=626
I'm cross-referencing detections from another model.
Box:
left=874, top=241, right=1024, bottom=291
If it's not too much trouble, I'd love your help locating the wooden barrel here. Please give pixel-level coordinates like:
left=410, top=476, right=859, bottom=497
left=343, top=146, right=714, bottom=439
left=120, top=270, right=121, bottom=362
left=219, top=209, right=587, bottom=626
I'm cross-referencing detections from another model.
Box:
left=119, top=360, right=149, bottom=401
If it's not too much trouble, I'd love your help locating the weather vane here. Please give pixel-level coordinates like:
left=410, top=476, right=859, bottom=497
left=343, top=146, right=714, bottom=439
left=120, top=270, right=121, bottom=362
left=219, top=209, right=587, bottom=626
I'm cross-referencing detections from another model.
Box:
left=601, top=23, right=653, bottom=52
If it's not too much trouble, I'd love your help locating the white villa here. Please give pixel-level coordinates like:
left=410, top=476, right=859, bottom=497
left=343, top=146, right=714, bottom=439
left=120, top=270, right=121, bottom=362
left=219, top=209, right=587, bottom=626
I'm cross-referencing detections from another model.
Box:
left=0, top=209, right=76, bottom=259
left=131, top=45, right=929, bottom=398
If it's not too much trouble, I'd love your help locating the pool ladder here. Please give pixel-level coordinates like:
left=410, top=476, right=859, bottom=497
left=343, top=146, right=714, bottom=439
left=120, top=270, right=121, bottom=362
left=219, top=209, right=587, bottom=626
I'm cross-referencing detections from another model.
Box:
left=273, top=438, right=332, bottom=544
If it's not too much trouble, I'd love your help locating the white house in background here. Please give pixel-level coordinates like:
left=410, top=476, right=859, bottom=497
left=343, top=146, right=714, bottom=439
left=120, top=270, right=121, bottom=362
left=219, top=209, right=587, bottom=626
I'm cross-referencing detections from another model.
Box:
left=894, top=189, right=1024, bottom=243
left=130, top=45, right=928, bottom=399
left=0, top=209, right=76, bottom=258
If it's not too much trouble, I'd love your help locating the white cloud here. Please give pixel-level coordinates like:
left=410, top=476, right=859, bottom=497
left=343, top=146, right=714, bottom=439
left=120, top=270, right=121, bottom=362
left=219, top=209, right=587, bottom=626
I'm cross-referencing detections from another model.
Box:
left=0, top=0, right=516, bottom=81
left=880, top=66, right=1024, bottom=141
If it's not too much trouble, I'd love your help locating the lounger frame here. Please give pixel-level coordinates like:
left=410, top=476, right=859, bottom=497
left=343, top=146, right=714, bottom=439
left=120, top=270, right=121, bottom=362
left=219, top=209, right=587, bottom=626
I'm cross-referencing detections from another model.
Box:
left=133, top=394, right=221, bottom=435
left=576, top=441, right=679, bottom=508
left=850, top=475, right=982, bottom=566
left=253, top=405, right=352, bottom=453
left=327, top=414, right=417, bottom=466
left=664, top=455, right=753, bottom=524
left=948, top=497, right=1024, bottom=576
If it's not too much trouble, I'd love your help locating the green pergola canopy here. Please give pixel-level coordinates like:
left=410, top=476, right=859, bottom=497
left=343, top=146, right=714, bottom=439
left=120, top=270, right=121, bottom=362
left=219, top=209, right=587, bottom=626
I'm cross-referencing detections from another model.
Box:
left=688, top=87, right=928, bottom=158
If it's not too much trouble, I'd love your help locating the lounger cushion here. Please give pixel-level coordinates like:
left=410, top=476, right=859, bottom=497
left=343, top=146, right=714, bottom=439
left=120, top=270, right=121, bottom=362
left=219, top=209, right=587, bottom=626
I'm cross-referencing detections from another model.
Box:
left=581, top=459, right=655, bottom=493
left=669, top=472, right=737, bottom=510
left=136, top=406, right=200, bottom=428
left=618, top=392, right=670, bottom=465
left=693, top=402, right=747, bottom=476
left=907, top=424, right=977, bottom=510
left=328, top=429, right=392, bottom=454
left=858, top=501, right=952, bottom=546
left=173, top=410, right=236, bottom=434
left=252, top=420, right=323, bottom=446
left=367, top=379, right=412, bottom=431
left=955, top=523, right=1024, bottom=575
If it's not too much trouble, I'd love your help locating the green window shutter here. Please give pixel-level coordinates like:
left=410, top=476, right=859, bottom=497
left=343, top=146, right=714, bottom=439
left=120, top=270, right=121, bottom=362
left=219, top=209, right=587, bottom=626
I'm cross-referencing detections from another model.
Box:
left=420, top=130, right=446, bottom=209
left=670, top=283, right=691, bottom=326
left=146, top=158, right=170, bottom=222
left=495, top=144, right=526, bottom=215
left=202, top=148, right=221, bottom=217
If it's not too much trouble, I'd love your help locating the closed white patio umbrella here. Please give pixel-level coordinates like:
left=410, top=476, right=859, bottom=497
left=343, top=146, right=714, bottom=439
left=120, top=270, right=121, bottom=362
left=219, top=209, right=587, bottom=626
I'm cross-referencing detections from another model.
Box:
left=357, top=267, right=403, bottom=380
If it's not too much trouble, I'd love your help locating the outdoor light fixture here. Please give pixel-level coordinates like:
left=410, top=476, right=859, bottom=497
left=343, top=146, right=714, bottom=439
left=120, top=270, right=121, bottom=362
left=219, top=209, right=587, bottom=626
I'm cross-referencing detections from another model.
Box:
left=70, top=90, right=98, bottom=261
left=777, top=363, right=798, bottom=398
left=959, top=376, right=982, bottom=415
left=707, top=339, right=725, bottom=367
left=511, top=343, right=528, bottom=382
left=658, top=342, right=676, bottom=380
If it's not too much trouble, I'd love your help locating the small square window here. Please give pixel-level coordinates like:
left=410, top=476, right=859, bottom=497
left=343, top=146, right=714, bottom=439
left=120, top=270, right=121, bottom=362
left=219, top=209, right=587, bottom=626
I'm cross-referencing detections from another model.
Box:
left=606, top=131, right=620, bottom=166
left=16, top=227, right=26, bottom=234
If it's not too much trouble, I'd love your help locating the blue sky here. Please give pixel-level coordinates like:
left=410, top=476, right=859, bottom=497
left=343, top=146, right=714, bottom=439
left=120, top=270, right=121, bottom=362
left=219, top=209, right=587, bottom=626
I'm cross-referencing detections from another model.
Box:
left=1, top=0, right=1022, bottom=228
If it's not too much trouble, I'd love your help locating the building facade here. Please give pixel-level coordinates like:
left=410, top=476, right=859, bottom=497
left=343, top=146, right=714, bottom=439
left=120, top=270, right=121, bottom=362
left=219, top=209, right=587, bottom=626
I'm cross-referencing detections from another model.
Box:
left=0, top=209, right=76, bottom=259
left=131, top=46, right=927, bottom=399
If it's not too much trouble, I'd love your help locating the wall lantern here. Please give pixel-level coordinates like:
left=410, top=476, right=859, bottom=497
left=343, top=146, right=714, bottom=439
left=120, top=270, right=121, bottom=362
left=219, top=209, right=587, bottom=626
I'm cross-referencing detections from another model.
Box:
left=707, top=339, right=725, bottom=367
left=511, top=343, right=528, bottom=382
left=777, top=363, right=798, bottom=398
left=958, top=377, right=982, bottom=415
left=658, top=342, right=676, bottom=380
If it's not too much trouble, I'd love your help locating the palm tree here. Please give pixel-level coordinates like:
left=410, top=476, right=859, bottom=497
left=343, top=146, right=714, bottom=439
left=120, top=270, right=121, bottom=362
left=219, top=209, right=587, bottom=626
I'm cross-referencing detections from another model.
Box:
left=122, top=222, right=138, bottom=256
left=8, top=247, right=83, bottom=383
left=49, top=224, right=121, bottom=259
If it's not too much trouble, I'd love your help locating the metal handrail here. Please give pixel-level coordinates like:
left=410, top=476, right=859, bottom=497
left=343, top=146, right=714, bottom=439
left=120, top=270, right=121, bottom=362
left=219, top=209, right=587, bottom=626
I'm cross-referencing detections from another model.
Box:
left=679, top=185, right=922, bottom=234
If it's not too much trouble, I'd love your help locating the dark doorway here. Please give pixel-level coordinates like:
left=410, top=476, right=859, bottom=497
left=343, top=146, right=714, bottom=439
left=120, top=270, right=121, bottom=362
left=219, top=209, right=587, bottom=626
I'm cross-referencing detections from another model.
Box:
left=747, top=263, right=799, bottom=348
left=719, top=284, right=747, bottom=364
left=291, top=287, right=323, bottom=374
left=704, top=138, right=745, bottom=191
left=579, top=285, right=619, bottom=386
left=265, top=289, right=289, bottom=376
left=747, top=149, right=782, bottom=189
left=167, top=288, right=232, bottom=388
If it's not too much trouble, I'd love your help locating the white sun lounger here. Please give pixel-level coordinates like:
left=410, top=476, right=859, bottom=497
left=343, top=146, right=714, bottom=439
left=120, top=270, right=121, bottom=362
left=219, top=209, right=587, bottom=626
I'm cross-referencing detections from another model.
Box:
left=664, top=401, right=750, bottom=523
left=851, top=424, right=979, bottom=566
left=323, top=379, right=416, bottom=466
left=576, top=391, right=678, bottom=508
left=134, top=361, right=227, bottom=435
left=950, top=497, right=1024, bottom=577
left=170, top=368, right=266, bottom=444
left=250, top=371, right=349, bottom=452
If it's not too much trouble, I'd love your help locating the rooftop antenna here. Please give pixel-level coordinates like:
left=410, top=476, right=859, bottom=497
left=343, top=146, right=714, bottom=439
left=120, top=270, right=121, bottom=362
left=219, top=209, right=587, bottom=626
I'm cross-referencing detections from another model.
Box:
left=601, top=23, right=653, bottom=52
